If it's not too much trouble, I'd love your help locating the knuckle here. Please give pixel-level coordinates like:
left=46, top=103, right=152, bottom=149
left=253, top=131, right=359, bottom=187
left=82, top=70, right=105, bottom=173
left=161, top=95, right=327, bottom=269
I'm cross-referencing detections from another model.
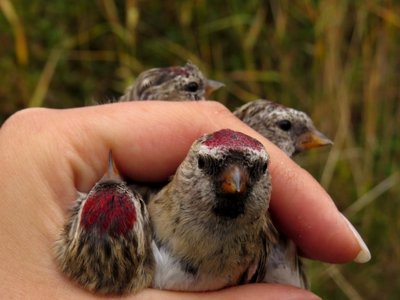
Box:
left=1, top=107, right=53, bottom=138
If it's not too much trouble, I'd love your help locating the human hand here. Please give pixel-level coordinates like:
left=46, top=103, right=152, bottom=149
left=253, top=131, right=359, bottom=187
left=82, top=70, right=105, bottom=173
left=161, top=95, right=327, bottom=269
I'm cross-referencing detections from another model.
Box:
left=0, top=101, right=369, bottom=299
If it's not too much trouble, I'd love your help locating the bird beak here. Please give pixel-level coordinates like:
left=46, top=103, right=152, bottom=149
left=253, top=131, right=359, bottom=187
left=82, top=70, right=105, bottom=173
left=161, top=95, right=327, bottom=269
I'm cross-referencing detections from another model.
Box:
left=296, top=129, right=333, bottom=151
left=221, top=165, right=248, bottom=194
left=205, top=79, right=225, bottom=97
left=100, top=151, right=123, bottom=183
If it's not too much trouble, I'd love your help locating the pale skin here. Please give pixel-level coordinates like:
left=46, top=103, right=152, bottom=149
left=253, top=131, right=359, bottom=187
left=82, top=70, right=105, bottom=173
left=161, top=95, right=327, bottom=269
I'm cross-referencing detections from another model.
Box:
left=0, top=101, right=367, bottom=299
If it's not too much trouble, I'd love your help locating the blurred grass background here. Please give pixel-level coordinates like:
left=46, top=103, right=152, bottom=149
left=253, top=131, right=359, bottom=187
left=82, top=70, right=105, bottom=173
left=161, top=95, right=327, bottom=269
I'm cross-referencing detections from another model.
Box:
left=1, top=0, right=399, bottom=298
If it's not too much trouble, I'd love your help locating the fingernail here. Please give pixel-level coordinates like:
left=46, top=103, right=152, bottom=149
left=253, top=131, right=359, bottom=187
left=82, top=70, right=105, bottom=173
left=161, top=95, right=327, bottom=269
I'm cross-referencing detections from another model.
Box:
left=341, top=213, right=371, bottom=263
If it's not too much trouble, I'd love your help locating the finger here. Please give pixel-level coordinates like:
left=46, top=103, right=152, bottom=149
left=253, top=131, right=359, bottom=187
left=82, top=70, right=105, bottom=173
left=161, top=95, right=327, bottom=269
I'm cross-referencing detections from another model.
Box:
left=12, top=283, right=320, bottom=299
left=133, top=284, right=321, bottom=300
left=1, top=101, right=368, bottom=264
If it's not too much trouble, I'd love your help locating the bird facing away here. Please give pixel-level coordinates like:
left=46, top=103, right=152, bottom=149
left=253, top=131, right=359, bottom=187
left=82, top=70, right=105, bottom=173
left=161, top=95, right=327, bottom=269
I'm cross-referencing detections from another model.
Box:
left=55, top=153, right=154, bottom=294
left=119, top=62, right=225, bottom=101
left=147, top=129, right=306, bottom=291
left=234, top=99, right=333, bottom=157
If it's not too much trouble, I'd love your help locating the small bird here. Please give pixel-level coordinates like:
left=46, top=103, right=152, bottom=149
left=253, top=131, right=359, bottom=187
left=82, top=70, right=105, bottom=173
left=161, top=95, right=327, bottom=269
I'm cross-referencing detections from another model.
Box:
left=234, top=99, right=333, bottom=157
left=129, top=101, right=328, bottom=290
left=55, top=152, right=154, bottom=294
left=234, top=99, right=333, bottom=289
left=147, top=129, right=305, bottom=291
left=119, top=61, right=225, bottom=101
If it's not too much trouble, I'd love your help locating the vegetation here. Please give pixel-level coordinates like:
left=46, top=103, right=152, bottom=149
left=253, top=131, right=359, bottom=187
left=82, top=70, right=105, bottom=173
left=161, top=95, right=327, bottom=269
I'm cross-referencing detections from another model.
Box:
left=1, top=1, right=399, bottom=298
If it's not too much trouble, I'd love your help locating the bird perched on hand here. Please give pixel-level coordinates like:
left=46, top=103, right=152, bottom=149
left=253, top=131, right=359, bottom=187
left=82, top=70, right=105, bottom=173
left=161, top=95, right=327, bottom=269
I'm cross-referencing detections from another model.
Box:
left=234, top=99, right=333, bottom=157
left=119, top=61, right=224, bottom=101
left=147, top=129, right=306, bottom=291
left=55, top=153, right=154, bottom=294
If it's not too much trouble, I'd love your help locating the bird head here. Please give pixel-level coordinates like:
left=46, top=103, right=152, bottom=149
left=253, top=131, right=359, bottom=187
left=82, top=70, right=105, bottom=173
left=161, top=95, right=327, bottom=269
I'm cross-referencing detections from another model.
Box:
left=131, top=62, right=224, bottom=100
left=56, top=152, right=154, bottom=294
left=76, top=152, right=145, bottom=239
left=178, top=129, right=271, bottom=222
left=235, top=100, right=333, bottom=156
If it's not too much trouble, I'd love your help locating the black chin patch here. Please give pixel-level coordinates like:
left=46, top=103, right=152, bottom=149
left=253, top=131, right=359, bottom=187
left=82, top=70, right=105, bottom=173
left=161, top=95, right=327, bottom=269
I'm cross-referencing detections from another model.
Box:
left=213, top=194, right=246, bottom=219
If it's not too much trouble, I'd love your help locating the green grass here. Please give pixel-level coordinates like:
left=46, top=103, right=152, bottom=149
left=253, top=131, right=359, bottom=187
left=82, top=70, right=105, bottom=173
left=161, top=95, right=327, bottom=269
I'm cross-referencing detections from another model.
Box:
left=1, top=1, right=399, bottom=298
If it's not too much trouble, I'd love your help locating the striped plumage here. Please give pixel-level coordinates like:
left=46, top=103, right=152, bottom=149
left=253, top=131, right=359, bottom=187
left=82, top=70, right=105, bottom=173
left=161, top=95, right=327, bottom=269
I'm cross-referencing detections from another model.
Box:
left=119, top=62, right=224, bottom=101
left=147, top=129, right=302, bottom=291
left=234, top=99, right=332, bottom=157
left=233, top=99, right=334, bottom=289
left=55, top=154, right=154, bottom=294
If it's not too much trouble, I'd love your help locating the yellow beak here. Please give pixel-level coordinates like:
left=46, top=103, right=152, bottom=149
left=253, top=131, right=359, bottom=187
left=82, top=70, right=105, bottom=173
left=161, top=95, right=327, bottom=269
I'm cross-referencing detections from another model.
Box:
left=296, top=129, right=333, bottom=152
left=205, top=79, right=225, bottom=98
left=221, top=165, right=248, bottom=194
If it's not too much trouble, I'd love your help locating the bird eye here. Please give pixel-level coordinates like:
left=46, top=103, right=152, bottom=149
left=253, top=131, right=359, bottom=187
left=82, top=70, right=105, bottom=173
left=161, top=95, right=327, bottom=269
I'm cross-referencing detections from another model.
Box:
left=184, top=82, right=199, bottom=92
left=198, top=156, right=206, bottom=169
left=277, top=120, right=292, bottom=131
